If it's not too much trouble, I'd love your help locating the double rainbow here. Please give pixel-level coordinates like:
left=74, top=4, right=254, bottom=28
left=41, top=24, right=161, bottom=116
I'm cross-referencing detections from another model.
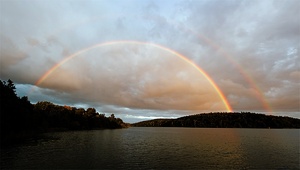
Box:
left=35, top=40, right=233, bottom=112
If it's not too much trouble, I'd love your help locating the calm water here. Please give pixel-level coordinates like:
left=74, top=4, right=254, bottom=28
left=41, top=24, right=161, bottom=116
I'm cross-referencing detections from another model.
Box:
left=1, top=128, right=299, bottom=169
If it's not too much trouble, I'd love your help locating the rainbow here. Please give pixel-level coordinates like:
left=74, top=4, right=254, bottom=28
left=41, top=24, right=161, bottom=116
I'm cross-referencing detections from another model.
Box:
left=35, top=40, right=233, bottom=112
left=27, top=14, right=271, bottom=112
left=194, top=33, right=273, bottom=112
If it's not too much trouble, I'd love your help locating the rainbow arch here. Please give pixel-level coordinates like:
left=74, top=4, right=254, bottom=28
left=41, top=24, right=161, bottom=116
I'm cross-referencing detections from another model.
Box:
left=23, top=14, right=272, bottom=112
left=35, top=40, right=233, bottom=112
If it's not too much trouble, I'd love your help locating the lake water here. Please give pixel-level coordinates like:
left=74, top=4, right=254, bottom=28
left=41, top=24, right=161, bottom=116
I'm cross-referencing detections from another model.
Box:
left=1, top=127, right=299, bottom=169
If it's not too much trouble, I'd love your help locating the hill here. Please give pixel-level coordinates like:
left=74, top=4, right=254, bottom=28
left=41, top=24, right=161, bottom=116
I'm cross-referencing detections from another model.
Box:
left=0, top=79, right=129, bottom=146
left=132, top=112, right=300, bottom=128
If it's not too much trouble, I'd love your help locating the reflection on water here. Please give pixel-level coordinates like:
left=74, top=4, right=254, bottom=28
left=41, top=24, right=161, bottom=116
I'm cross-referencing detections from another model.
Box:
left=1, top=128, right=299, bottom=169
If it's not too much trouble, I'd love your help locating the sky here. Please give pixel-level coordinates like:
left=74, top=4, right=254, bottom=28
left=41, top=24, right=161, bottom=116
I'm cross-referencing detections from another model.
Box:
left=0, top=0, right=299, bottom=123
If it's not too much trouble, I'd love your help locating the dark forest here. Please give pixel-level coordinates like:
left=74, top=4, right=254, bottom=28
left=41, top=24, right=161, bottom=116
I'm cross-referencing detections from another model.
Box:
left=132, top=112, right=300, bottom=128
left=0, top=79, right=129, bottom=146
left=1, top=79, right=299, bottom=146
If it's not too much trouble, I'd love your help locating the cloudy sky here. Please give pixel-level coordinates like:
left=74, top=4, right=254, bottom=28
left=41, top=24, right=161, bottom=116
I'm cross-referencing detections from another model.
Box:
left=1, top=0, right=299, bottom=122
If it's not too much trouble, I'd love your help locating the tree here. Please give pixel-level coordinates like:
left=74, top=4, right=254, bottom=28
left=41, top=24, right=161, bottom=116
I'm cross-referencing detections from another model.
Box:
left=1, top=79, right=128, bottom=146
left=1, top=79, right=35, bottom=144
left=110, top=114, right=115, bottom=119
left=7, top=79, right=16, bottom=93
left=86, top=108, right=97, bottom=116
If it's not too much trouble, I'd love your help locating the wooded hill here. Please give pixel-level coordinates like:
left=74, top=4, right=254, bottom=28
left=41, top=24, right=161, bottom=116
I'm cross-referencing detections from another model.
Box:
left=132, top=112, right=300, bottom=128
left=0, top=79, right=129, bottom=145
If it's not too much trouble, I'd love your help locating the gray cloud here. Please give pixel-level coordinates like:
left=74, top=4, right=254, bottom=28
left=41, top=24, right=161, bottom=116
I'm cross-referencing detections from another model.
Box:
left=1, top=0, right=299, bottom=121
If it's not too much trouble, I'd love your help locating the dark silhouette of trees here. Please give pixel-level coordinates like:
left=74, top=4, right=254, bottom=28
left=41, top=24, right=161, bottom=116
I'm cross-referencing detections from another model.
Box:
left=0, top=80, right=35, bottom=140
left=0, top=79, right=129, bottom=146
left=33, top=101, right=128, bottom=131
left=132, top=112, right=300, bottom=128
left=1, top=79, right=299, bottom=146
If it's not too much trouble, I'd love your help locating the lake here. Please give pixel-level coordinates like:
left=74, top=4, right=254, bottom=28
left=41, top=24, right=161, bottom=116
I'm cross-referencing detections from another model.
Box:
left=1, top=127, right=299, bottom=169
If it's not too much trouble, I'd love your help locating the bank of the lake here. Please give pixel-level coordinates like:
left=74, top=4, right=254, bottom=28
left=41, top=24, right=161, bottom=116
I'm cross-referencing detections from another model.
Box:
left=1, top=80, right=130, bottom=146
left=132, top=112, right=300, bottom=128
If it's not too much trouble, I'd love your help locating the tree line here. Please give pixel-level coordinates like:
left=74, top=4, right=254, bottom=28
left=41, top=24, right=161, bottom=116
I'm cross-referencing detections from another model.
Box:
left=0, top=79, right=129, bottom=145
left=132, top=112, right=300, bottom=128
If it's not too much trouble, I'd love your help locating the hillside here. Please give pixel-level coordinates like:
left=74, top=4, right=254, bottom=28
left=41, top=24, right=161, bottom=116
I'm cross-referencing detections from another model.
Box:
left=132, top=112, right=300, bottom=128
left=0, top=79, right=129, bottom=146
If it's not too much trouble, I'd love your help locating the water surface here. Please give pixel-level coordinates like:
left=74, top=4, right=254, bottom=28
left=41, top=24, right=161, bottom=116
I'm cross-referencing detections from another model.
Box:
left=1, top=128, right=299, bottom=169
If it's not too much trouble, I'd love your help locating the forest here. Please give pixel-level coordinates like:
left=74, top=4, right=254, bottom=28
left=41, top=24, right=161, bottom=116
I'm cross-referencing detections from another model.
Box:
left=1, top=79, right=299, bottom=146
left=0, top=79, right=129, bottom=145
left=132, top=112, right=300, bottom=128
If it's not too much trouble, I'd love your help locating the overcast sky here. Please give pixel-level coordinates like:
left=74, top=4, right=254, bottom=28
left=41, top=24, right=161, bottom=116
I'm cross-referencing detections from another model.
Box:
left=1, top=0, right=299, bottom=122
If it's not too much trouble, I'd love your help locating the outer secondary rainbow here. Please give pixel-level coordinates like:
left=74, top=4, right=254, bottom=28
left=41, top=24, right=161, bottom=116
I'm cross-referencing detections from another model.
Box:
left=177, top=26, right=273, bottom=112
left=35, top=40, right=233, bottom=112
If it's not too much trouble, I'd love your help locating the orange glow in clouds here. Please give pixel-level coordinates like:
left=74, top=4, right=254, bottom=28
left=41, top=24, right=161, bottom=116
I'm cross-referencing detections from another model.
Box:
left=35, top=40, right=233, bottom=112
